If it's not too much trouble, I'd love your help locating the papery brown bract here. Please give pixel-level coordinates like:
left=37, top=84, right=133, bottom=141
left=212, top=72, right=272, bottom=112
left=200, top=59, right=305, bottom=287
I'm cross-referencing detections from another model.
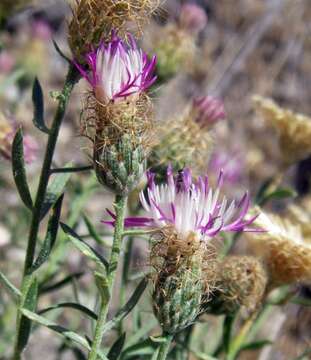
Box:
left=68, top=0, right=160, bottom=63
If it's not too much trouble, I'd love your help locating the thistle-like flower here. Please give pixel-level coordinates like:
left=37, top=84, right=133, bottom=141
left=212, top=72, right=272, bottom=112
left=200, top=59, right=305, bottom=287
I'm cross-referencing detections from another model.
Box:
left=77, top=33, right=157, bottom=104
left=193, top=96, right=226, bottom=126
left=117, top=167, right=258, bottom=239
left=246, top=211, right=311, bottom=286
left=79, top=33, right=156, bottom=195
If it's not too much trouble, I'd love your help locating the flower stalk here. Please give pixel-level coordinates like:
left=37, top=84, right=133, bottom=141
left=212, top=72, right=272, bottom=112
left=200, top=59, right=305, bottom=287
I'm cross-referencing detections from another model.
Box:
left=156, top=333, right=174, bottom=360
left=88, top=194, right=127, bottom=360
left=12, top=64, right=80, bottom=360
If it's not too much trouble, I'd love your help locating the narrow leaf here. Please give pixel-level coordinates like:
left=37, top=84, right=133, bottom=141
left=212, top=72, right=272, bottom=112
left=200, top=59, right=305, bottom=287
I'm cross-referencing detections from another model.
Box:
left=61, top=222, right=108, bottom=272
left=107, top=333, right=126, bottom=360
left=16, top=276, right=38, bottom=352
left=122, top=339, right=157, bottom=359
left=12, top=128, right=33, bottom=209
left=83, top=213, right=103, bottom=244
left=31, top=195, right=63, bottom=273
left=259, top=188, right=297, bottom=206
left=40, top=165, right=72, bottom=220
left=0, top=270, right=21, bottom=299
left=223, top=315, right=235, bottom=353
left=32, top=78, right=50, bottom=134
left=21, top=309, right=91, bottom=349
left=39, top=302, right=97, bottom=320
left=102, top=277, right=148, bottom=335
left=40, top=271, right=84, bottom=294
left=239, top=339, right=272, bottom=351
left=53, top=40, right=71, bottom=63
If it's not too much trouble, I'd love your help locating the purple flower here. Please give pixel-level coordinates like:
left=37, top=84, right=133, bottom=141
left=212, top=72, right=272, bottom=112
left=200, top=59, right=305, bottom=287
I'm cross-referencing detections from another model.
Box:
left=193, top=96, right=226, bottom=126
left=179, top=4, right=208, bottom=34
left=76, top=33, right=157, bottom=103
left=0, top=115, right=38, bottom=164
left=104, top=167, right=261, bottom=241
left=209, top=149, right=244, bottom=185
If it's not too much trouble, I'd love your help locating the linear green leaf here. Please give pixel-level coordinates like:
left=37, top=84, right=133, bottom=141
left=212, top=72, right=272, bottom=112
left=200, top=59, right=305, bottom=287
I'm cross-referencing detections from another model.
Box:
left=108, top=333, right=126, bottom=360
left=239, top=339, right=272, bottom=351
left=12, top=128, right=33, bottom=209
left=16, top=276, right=38, bottom=353
left=40, top=164, right=72, bottom=220
left=0, top=270, right=21, bottom=299
left=21, top=309, right=108, bottom=360
left=102, top=277, right=148, bottom=335
left=83, top=213, right=103, bottom=244
left=21, top=309, right=90, bottom=349
left=40, top=271, right=84, bottom=294
left=32, top=77, right=50, bottom=134
left=61, top=222, right=108, bottom=271
left=38, top=302, right=98, bottom=320
left=31, top=195, right=63, bottom=273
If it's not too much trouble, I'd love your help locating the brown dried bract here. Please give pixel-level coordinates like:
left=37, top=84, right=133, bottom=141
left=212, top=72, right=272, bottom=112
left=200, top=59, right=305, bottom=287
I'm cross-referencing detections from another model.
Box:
left=81, top=93, right=154, bottom=152
left=68, top=0, right=161, bottom=62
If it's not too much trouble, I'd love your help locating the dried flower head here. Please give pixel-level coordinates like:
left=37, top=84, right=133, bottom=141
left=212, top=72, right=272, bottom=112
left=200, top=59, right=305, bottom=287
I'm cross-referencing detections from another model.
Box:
left=68, top=0, right=160, bottom=62
left=179, top=3, right=208, bottom=35
left=246, top=211, right=311, bottom=286
left=253, top=95, right=311, bottom=165
left=287, top=202, right=311, bottom=240
left=204, top=256, right=267, bottom=315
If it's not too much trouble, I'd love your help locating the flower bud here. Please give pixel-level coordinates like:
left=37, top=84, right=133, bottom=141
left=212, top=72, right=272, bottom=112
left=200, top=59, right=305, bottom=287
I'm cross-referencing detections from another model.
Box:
left=205, top=256, right=267, bottom=315
left=179, top=4, right=207, bottom=35
left=149, top=105, right=214, bottom=177
left=94, top=134, right=146, bottom=196
left=153, top=259, right=203, bottom=334
left=192, top=96, right=226, bottom=127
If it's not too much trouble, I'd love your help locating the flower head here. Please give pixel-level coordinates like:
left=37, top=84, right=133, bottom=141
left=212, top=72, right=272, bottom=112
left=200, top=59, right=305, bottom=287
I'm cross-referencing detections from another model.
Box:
left=209, top=149, right=244, bottom=185
left=193, top=96, right=226, bottom=126
left=179, top=4, right=208, bottom=34
left=77, top=33, right=157, bottom=104
left=246, top=211, right=311, bottom=286
left=105, top=167, right=259, bottom=240
left=0, top=114, right=38, bottom=164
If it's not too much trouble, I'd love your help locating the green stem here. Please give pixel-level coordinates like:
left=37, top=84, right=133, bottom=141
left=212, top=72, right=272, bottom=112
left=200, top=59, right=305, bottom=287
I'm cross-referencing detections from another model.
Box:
left=88, top=195, right=127, bottom=360
left=12, top=64, right=80, bottom=360
left=157, top=334, right=174, bottom=360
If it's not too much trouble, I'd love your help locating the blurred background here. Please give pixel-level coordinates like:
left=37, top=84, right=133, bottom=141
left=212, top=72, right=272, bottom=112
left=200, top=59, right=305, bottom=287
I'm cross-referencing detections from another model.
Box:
left=0, top=0, right=310, bottom=359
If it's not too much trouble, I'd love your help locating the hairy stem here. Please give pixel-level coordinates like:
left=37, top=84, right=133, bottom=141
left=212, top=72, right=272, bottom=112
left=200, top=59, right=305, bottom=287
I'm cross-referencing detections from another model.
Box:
left=157, top=334, right=174, bottom=360
left=88, top=195, right=127, bottom=360
left=12, top=64, right=80, bottom=360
